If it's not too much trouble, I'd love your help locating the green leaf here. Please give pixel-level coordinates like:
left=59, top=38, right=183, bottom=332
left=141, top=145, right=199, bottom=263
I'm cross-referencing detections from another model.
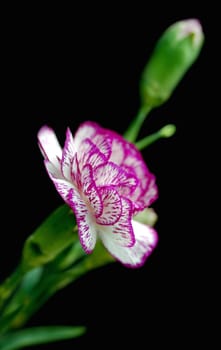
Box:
left=0, top=325, right=86, bottom=350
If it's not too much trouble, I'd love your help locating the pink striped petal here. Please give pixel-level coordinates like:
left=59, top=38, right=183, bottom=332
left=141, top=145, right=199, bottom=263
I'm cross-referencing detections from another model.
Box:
left=71, top=153, right=81, bottom=187
left=109, top=136, right=125, bottom=165
left=68, top=188, right=97, bottom=253
left=74, top=121, right=98, bottom=149
left=61, top=128, right=76, bottom=180
left=118, top=141, right=151, bottom=190
left=94, top=162, right=138, bottom=192
left=38, top=121, right=159, bottom=264
left=81, top=164, right=102, bottom=218
left=78, top=139, right=107, bottom=169
left=75, top=121, right=112, bottom=160
left=125, top=160, right=149, bottom=191
left=91, top=133, right=112, bottom=160
left=139, top=175, right=158, bottom=208
left=37, top=126, right=62, bottom=169
left=101, top=220, right=158, bottom=268
left=96, top=186, right=122, bottom=225
left=98, top=197, right=135, bottom=248
left=45, top=161, right=74, bottom=202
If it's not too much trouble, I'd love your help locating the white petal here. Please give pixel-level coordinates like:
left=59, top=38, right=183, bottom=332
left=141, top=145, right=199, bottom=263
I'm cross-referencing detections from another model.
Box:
left=142, top=176, right=158, bottom=207
left=101, top=220, right=158, bottom=268
left=61, top=128, right=76, bottom=180
left=98, top=197, right=135, bottom=248
left=38, top=126, right=62, bottom=169
left=96, top=186, right=122, bottom=225
left=81, top=164, right=102, bottom=218
left=74, top=121, right=97, bottom=149
left=78, top=139, right=106, bottom=169
left=71, top=153, right=81, bottom=186
left=91, top=134, right=112, bottom=160
left=94, top=162, right=137, bottom=191
left=45, top=161, right=74, bottom=202
left=109, top=137, right=125, bottom=164
left=44, top=160, right=63, bottom=180
left=68, top=188, right=97, bottom=253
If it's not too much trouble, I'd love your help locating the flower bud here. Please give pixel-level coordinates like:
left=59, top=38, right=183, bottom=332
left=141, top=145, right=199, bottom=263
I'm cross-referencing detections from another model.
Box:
left=134, top=208, right=158, bottom=227
left=140, top=18, right=204, bottom=108
left=22, top=204, right=77, bottom=269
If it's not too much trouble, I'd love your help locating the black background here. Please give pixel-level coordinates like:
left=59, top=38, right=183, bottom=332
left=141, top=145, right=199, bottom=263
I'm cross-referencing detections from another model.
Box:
left=1, top=3, right=213, bottom=349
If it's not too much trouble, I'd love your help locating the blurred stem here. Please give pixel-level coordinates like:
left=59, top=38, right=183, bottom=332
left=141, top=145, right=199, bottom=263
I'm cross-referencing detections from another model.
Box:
left=0, top=264, right=25, bottom=312
left=0, top=240, right=114, bottom=335
left=135, top=124, right=176, bottom=150
left=123, top=105, right=152, bottom=142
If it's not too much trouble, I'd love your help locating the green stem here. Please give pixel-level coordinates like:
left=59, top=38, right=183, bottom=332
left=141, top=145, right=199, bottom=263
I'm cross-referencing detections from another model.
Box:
left=135, top=130, right=162, bottom=150
left=0, top=270, right=75, bottom=333
left=0, top=264, right=25, bottom=313
left=0, top=241, right=114, bottom=333
left=135, top=124, right=176, bottom=150
left=123, top=105, right=152, bottom=142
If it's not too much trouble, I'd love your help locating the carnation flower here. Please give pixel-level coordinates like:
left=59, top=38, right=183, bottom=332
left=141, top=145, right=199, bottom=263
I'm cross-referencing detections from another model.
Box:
left=38, top=121, right=158, bottom=267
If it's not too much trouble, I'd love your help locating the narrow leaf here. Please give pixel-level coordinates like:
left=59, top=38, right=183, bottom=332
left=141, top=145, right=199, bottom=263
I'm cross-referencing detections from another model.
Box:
left=0, top=325, right=86, bottom=350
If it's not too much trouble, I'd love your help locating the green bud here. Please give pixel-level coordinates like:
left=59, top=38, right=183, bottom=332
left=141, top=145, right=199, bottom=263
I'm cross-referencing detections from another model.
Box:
left=22, top=204, right=77, bottom=269
left=159, top=124, right=176, bottom=138
left=140, top=18, right=204, bottom=108
left=134, top=208, right=158, bottom=227
left=135, top=123, right=176, bottom=150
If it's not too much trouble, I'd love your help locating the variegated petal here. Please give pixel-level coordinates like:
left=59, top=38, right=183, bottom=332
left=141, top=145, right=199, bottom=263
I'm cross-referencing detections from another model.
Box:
left=71, top=153, right=81, bottom=187
left=81, top=164, right=103, bottom=218
left=74, top=121, right=98, bottom=149
left=38, top=125, right=62, bottom=169
left=68, top=188, right=97, bottom=253
left=61, top=127, right=76, bottom=180
left=44, top=160, right=74, bottom=202
left=101, top=220, right=158, bottom=268
left=109, top=136, right=125, bottom=165
left=91, top=133, right=112, bottom=160
left=96, top=186, right=122, bottom=225
left=98, top=197, right=134, bottom=248
left=78, top=139, right=107, bottom=169
left=94, top=162, right=137, bottom=192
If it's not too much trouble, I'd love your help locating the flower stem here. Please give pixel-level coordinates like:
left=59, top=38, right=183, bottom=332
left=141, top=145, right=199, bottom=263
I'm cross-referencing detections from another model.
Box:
left=0, top=240, right=114, bottom=334
left=123, top=105, right=152, bottom=142
left=0, top=264, right=25, bottom=313
left=135, top=124, right=176, bottom=150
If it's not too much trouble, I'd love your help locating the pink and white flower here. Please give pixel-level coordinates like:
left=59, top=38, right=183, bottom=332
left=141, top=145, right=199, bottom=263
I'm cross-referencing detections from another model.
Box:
left=37, top=121, right=158, bottom=267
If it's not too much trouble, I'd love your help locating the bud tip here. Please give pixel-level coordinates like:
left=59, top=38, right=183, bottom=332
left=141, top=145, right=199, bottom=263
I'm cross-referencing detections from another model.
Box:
left=160, top=124, right=176, bottom=138
left=177, top=18, right=204, bottom=47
